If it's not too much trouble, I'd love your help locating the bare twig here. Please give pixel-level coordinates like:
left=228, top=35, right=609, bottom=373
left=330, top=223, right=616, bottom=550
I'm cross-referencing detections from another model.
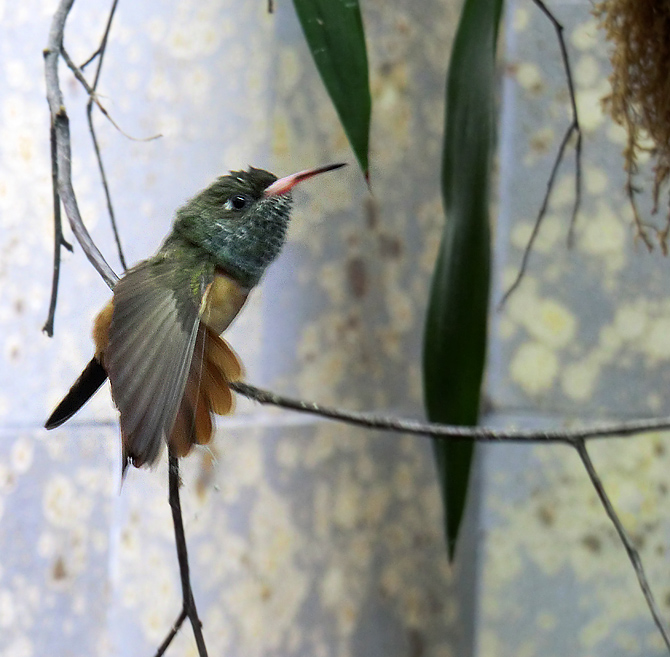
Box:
left=60, top=48, right=160, bottom=143
left=231, top=381, right=670, bottom=647
left=576, top=440, right=670, bottom=652
left=498, top=119, right=577, bottom=307
left=155, top=609, right=187, bottom=657
left=83, top=0, right=118, bottom=75
left=82, top=0, right=127, bottom=271
left=230, top=381, right=670, bottom=445
left=42, top=123, right=73, bottom=336
left=500, top=0, right=582, bottom=306
left=44, top=0, right=118, bottom=290
left=164, top=454, right=208, bottom=657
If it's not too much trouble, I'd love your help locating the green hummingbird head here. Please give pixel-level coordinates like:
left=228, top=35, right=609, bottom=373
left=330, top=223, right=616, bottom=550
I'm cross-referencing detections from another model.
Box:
left=172, top=163, right=346, bottom=288
left=173, top=167, right=289, bottom=288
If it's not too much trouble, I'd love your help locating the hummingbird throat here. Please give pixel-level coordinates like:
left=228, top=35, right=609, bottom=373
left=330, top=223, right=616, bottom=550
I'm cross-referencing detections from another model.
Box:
left=174, top=188, right=293, bottom=289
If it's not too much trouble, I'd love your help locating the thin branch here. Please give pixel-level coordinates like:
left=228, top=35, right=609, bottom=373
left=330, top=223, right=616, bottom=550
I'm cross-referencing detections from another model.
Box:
left=155, top=609, right=187, bottom=657
left=499, top=0, right=582, bottom=306
left=166, top=453, right=208, bottom=657
left=576, top=440, right=670, bottom=651
left=44, top=0, right=118, bottom=290
left=82, top=0, right=128, bottom=271
left=498, top=120, right=577, bottom=307
left=86, top=0, right=118, bottom=87
left=534, top=0, right=583, bottom=249
left=230, top=381, right=670, bottom=444
left=231, top=381, right=670, bottom=649
left=42, top=123, right=73, bottom=336
left=60, top=47, right=160, bottom=143
left=79, top=0, right=119, bottom=71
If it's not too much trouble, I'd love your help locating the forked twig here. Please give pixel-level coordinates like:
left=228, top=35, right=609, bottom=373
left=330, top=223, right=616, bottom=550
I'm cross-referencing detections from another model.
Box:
left=43, top=123, right=73, bottom=336
left=156, top=454, right=209, bottom=657
left=230, top=381, right=670, bottom=444
left=44, top=0, right=118, bottom=290
left=82, top=0, right=128, bottom=271
left=576, top=440, right=670, bottom=651
left=500, top=0, right=582, bottom=306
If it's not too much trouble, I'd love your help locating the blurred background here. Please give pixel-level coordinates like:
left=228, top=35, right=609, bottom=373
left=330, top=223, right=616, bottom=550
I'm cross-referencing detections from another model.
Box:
left=1, top=0, right=670, bottom=655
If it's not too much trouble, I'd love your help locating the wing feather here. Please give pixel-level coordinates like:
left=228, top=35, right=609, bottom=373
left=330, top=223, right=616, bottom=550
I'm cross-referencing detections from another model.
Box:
left=105, top=257, right=210, bottom=468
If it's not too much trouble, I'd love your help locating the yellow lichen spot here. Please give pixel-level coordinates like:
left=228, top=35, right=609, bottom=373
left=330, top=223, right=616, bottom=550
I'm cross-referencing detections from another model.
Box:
left=320, top=566, right=345, bottom=607
left=509, top=342, right=558, bottom=394
left=532, top=215, right=562, bottom=253
left=537, top=611, right=558, bottom=631
left=387, top=287, right=414, bottom=333
left=516, top=62, right=543, bottom=93
left=279, top=48, right=301, bottom=91
left=318, top=262, right=346, bottom=306
left=497, top=315, right=516, bottom=340
left=10, top=435, right=33, bottom=474
left=572, top=19, right=599, bottom=51
left=528, top=298, right=577, bottom=348
left=584, top=166, right=608, bottom=195
left=575, top=54, right=600, bottom=88
left=510, top=222, right=533, bottom=250
left=551, top=174, right=576, bottom=208
left=643, top=317, right=670, bottom=361
left=607, top=121, right=628, bottom=145
left=479, top=631, right=501, bottom=657
left=272, top=114, right=291, bottom=160
left=276, top=439, right=299, bottom=469
left=598, top=325, right=622, bottom=352
left=576, top=86, right=607, bottom=132
left=333, top=476, right=361, bottom=530
left=526, top=126, right=555, bottom=162
left=613, top=304, right=646, bottom=341
left=43, top=475, right=78, bottom=527
left=393, top=462, right=414, bottom=500
left=579, top=202, right=625, bottom=255
left=513, top=6, right=529, bottom=32
left=561, top=360, right=599, bottom=401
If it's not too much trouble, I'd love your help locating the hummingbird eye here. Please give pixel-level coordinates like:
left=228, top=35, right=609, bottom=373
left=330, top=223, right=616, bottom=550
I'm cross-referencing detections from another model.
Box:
left=225, top=194, right=249, bottom=211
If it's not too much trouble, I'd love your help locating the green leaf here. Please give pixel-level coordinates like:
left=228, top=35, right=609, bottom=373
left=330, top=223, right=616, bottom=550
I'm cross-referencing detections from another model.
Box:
left=423, top=0, right=503, bottom=560
left=292, top=0, right=371, bottom=178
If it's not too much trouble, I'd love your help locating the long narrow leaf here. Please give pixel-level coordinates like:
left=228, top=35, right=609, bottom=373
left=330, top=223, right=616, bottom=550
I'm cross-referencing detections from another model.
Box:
left=423, top=0, right=503, bottom=560
left=292, top=0, right=371, bottom=178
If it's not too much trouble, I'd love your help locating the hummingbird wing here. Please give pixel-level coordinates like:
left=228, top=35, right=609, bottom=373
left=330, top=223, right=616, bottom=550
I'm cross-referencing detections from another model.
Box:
left=104, top=256, right=212, bottom=470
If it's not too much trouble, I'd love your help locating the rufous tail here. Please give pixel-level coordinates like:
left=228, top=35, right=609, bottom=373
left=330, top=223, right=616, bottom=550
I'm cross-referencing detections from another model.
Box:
left=168, top=326, right=243, bottom=458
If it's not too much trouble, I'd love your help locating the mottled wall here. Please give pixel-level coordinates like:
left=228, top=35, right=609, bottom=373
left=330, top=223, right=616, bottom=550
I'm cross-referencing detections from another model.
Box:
left=2, top=0, right=670, bottom=656
left=484, top=1, right=670, bottom=656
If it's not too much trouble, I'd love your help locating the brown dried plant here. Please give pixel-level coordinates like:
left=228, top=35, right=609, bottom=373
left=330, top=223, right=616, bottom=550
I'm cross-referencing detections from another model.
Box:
left=596, top=0, right=670, bottom=251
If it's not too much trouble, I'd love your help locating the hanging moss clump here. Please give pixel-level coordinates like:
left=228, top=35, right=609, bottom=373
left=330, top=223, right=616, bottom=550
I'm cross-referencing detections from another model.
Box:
left=596, top=0, right=670, bottom=249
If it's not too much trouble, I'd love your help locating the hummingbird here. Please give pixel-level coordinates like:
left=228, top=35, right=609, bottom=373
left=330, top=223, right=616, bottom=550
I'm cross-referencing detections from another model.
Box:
left=45, top=163, right=345, bottom=473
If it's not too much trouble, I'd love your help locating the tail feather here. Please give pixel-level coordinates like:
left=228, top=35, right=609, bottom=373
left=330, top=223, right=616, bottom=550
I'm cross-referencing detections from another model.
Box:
left=168, top=328, right=243, bottom=457
left=45, top=358, right=108, bottom=429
